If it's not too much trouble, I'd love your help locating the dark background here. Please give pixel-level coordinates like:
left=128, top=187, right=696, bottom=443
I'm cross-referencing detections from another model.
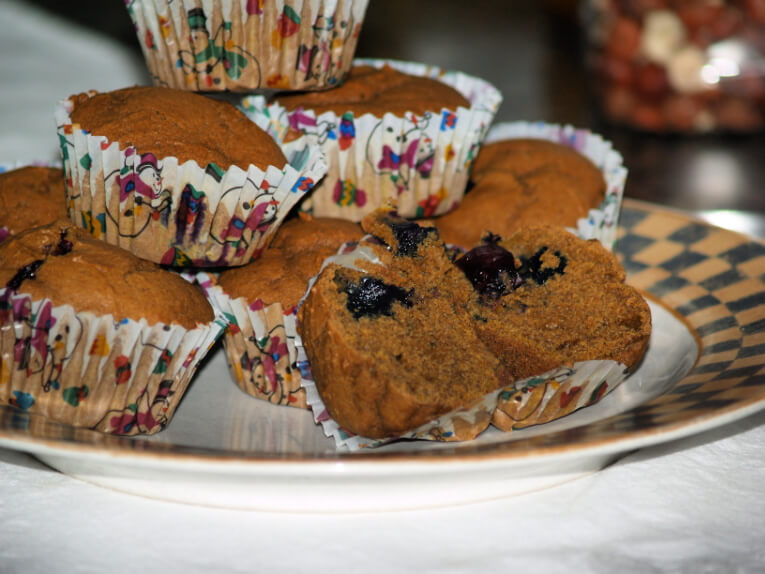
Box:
left=24, top=0, right=765, bottom=215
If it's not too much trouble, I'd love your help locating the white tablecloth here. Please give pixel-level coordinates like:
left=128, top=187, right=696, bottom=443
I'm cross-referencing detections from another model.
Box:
left=1, top=2, right=764, bottom=572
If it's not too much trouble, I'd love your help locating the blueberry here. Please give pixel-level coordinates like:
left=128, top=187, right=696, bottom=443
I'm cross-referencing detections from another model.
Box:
left=337, top=275, right=414, bottom=319
left=518, top=247, right=567, bottom=285
left=384, top=216, right=437, bottom=257
left=51, top=229, right=73, bottom=256
left=6, top=259, right=45, bottom=291
left=455, top=234, right=523, bottom=299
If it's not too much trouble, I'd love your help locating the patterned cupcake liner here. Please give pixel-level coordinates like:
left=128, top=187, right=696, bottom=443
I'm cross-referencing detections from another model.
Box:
left=125, top=0, right=369, bottom=92
left=483, top=121, right=628, bottom=250
left=55, top=93, right=328, bottom=267
left=0, top=287, right=228, bottom=435
left=194, top=272, right=307, bottom=408
left=241, top=58, right=503, bottom=221
left=293, top=241, right=632, bottom=450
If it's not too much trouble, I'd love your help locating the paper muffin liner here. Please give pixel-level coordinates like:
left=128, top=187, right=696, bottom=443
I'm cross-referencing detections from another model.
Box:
left=482, top=121, right=628, bottom=250
left=0, top=161, right=63, bottom=243
left=293, top=241, right=632, bottom=450
left=55, top=93, right=328, bottom=267
left=125, top=0, right=369, bottom=92
left=0, top=287, right=228, bottom=435
left=193, top=272, right=307, bottom=408
left=241, top=58, right=503, bottom=221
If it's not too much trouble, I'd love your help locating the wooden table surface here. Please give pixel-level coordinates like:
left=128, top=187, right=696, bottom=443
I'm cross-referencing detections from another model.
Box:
left=30, top=0, right=765, bottom=216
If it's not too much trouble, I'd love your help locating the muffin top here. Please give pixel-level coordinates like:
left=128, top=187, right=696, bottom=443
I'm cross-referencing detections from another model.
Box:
left=275, top=65, right=471, bottom=117
left=471, top=139, right=605, bottom=198
left=0, top=166, right=68, bottom=236
left=0, top=220, right=214, bottom=328
left=69, top=86, right=287, bottom=171
left=218, top=214, right=363, bottom=308
left=432, top=138, right=606, bottom=248
left=269, top=213, right=365, bottom=252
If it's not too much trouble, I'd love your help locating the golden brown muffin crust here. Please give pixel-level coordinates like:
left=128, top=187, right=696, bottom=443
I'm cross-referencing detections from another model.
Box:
left=432, top=139, right=606, bottom=248
left=69, top=86, right=286, bottom=171
left=0, top=220, right=214, bottom=328
left=269, top=213, right=365, bottom=252
left=275, top=65, right=471, bottom=117
left=218, top=215, right=363, bottom=308
left=0, top=167, right=68, bottom=236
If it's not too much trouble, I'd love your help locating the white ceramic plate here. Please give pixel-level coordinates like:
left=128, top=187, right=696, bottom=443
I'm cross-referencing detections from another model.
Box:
left=1, top=201, right=764, bottom=512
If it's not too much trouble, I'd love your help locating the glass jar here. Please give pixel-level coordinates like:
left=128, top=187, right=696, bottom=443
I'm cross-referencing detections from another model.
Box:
left=584, top=0, right=765, bottom=133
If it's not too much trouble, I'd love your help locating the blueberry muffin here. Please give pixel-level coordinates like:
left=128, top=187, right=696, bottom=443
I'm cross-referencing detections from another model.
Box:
left=298, top=209, right=650, bottom=439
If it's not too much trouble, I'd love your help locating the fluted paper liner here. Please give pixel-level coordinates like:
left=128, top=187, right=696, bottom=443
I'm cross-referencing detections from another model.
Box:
left=242, top=58, right=503, bottom=221
left=194, top=272, right=306, bottom=408
left=56, top=93, right=328, bottom=267
left=125, top=0, right=369, bottom=92
left=0, top=288, right=227, bottom=435
left=483, top=121, right=628, bottom=250
left=294, top=242, right=632, bottom=450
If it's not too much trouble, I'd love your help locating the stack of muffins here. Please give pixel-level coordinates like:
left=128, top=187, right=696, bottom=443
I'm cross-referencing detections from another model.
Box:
left=0, top=0, right=648, bottom=447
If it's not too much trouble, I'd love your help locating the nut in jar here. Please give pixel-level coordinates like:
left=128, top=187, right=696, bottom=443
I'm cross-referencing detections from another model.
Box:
left=584, top=0, right=765, bottom=133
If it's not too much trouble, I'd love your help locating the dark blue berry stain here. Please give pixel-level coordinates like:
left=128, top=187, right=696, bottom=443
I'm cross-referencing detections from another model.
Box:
left=6, top=260, right=45, bottom=291
left=384, top=216, right=437, bottom=257
left=5, top=229, right=74, bottom=291
left=337, top=275, right=414, bottom=319
left=518, top=246, right=567, bottom=285
left=50, top=229, right=73, bottom=256
left=455, top=234, right=524, bottom=299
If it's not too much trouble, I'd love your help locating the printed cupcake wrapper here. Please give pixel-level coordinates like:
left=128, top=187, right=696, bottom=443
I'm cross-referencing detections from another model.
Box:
left=126, top=0, right=369, bottom=92
left=241, top=58, right=503, bottom=221
left=0, top=287, right=227, bottom=435
left=483, top=121, right=628, bottom=250
left=299, top=337, right=629, bottom=450
left=55, top=94, right=328, bottom=267
left=292, top=241, right=631, bottom=450
left=0, top=161, right=63, bottom=243
left=193, top=272, right=306, bottom=408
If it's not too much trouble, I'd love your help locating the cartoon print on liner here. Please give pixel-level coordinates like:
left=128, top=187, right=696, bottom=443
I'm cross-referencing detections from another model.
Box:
left=178, top=8, right=261, bottom=88
left=296, top=8, right=359, bottom=85
left=105, top=151, right=172, bottom=240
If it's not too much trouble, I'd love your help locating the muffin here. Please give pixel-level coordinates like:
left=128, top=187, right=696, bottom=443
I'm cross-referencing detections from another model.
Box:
left=436, top=121, right=628, bottom=249
left=430, top=139, right=606, bottom=248
left=204, top=214, right=363, bottom=407
left=0, top=220, right=226, bottom=434
left=0, top=166, right=68, bottom=240
left=297, top=209, right=650, bottom=444
left=242, top=58, right=503, bottom=221
left=56, top=85, right=328, bottom=267
left=125, top=0, right=369, bottom=92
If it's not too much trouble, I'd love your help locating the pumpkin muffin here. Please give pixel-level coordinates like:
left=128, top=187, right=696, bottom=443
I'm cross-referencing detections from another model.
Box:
left=57, top=86, right=327, bottom=267
left=242, top=58, right=502, bottom=221
left=209, top=214, right=364, bottom=407
left=0, top=219, right=223, bottom=435
left=0, top=166, right=68, bottom=239
left=431, top=138, right=607, bottom=248
left=125, top=0, right=369, bottom=92
left=297, top=209, right=650, bottom=440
